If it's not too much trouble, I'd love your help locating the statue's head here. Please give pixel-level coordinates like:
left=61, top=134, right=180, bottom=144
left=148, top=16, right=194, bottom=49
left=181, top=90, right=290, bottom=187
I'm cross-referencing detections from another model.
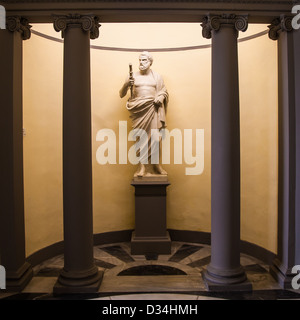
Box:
left=139, top=51, right=153, bottom=72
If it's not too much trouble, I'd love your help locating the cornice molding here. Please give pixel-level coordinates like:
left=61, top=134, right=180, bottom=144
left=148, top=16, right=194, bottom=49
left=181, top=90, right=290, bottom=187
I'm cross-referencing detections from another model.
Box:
left=267, top=15, right=293, bottom=40
left=201, top=14, right=248, bottom=39
left=0, top=0, right=296, bottom=3
left=0, top=0, right=296, bottom=23
left=53, top=14, right=100, bottom=39
left=6, top=16, right=32, bottom=40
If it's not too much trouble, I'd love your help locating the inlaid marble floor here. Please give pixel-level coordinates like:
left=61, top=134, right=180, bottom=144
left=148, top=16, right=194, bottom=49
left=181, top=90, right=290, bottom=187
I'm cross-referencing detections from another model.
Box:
left=1, top=241, right=300, bottom=300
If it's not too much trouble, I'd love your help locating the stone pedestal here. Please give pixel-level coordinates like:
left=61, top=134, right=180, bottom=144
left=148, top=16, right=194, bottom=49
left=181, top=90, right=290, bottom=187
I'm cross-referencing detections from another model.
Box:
left=131, top=176, right=171, bottom=255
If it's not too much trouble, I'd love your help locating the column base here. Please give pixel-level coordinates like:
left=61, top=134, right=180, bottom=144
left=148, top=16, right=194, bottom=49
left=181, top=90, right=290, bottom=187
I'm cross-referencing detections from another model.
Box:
left=269, top=258, right=293, bottom=289
left=5, top=262, right=33, bottom=292
left=131, top=231, right=171, bottom=255
left=53, top=267, right=103, bottom=295
left=202, top=265, right=252, bottom=291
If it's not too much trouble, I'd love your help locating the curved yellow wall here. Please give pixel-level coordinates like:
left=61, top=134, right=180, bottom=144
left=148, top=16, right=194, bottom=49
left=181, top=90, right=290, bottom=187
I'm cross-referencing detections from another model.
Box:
left=23, top=32, right=64, bottom=255
left=239, top=32, right=278, bottom=252
left=23, top=23, right=278, bottom=257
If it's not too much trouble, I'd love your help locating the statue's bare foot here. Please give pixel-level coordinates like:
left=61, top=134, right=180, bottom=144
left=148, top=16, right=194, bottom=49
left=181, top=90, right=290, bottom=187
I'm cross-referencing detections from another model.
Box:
left=135, top=164, right=146, bottom=177
left=153, top=164, right=167, bottom=175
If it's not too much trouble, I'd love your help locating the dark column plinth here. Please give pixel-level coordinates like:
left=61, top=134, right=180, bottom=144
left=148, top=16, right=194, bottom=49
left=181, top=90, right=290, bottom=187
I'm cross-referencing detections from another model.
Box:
left=0, top=17, right=33, bottom=292
left=53, top=15, right=102, bottom=294
left=131, top=178, right=171, bottom=255
left=268, top=17, right=300, bottom=289
left=201, top=15, right=252, bottom=291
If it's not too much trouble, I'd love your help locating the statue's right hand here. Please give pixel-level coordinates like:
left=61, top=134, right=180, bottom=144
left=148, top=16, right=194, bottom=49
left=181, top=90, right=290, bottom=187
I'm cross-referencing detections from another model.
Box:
left=128, top=78, right=135, bottom=87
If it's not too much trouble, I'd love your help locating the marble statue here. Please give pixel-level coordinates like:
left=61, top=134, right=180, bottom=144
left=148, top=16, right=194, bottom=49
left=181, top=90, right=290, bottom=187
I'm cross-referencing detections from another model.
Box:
left=119, top=51, right=169, bottom=177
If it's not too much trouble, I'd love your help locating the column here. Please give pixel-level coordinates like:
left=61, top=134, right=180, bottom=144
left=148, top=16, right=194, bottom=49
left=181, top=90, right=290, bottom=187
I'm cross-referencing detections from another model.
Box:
left=294, top=22, right=300, bottom=274
left=53, top=15, right=102, bottom=294
left=0, top=17, right=33, bottom=291
left=268, top=16, right=300, bottom=288
left=201, top=14, right=252, bottom=290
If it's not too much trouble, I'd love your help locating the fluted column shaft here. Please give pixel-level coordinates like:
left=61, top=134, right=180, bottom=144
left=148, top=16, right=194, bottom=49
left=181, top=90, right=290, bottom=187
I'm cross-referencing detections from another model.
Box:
left=0, top=17, right=33, bottom=291
left=201, top=15, right=252, bottom=290
left=53, top=15, right=102, bottom=294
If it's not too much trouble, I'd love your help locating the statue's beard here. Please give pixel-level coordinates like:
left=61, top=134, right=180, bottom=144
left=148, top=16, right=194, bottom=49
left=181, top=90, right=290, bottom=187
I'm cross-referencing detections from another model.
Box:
left=139, top=63, right=150, bottom=71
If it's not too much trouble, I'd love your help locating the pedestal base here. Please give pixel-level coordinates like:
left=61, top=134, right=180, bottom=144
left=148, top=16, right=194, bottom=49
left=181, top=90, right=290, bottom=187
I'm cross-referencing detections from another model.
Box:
left=53, top=269, right=103, bottom=295
left=131, top=231, right=171, bottom=255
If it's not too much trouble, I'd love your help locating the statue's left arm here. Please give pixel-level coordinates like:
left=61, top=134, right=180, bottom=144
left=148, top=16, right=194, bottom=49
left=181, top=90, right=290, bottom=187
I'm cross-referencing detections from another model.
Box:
left=153, top=72, right=169, bottom=109
left=153, top=71, right=169, bottom=129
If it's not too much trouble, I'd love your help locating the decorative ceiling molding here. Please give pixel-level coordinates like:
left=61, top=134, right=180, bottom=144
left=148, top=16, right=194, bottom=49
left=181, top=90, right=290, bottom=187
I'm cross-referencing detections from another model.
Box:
left=0, top=0, right=296, bottom=3
left=0, top=0, right=295, bottom=24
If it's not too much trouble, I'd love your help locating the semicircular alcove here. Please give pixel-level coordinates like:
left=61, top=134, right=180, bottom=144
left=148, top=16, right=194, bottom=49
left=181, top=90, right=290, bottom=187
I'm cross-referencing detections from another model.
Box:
left=23, top=23, right=277, bottom=260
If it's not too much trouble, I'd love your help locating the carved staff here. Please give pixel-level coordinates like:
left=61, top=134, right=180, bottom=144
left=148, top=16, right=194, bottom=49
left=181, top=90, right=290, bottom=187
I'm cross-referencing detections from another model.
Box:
left=129, top=63, right=133, bottom=98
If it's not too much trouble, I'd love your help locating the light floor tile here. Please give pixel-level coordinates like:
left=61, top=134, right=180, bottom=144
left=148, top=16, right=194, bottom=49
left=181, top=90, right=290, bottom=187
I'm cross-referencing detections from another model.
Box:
left=98, top=275, right=205, bottom=293
left=109, top=293, right=199, bottom=300
left=23, top=277, right=57, bottom=293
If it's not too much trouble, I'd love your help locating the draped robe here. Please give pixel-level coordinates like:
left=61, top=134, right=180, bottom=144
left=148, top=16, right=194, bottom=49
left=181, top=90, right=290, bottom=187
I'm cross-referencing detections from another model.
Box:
left=126, top=70, right=169, bottom=164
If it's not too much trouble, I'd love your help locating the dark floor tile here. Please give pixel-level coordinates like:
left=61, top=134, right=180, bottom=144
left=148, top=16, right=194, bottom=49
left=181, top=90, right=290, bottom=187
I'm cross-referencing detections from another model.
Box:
left=188, top=255, right=211, bottom=268
left=195, top=289, right=300, bottom=300
left=145, top=253, right=158, bottom=260
left=94, top=258, right=116, bottom=269
left=1, top=293, right=48, bottom=300
left=117, top=265, right=187, bottom=276
left=169, top=244, right=203, bottom=262
left=35, top=293, right=101, bottom=300
left=244, top=264, right=268, bottom=274
left=100, top=245, right=135, bottom=263
left=35, top=267, right=61, bottom=277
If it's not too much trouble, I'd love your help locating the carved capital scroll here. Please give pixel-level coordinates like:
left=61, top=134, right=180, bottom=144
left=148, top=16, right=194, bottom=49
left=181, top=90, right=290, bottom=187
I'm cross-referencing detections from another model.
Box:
left=201, top=14, right=248, bottom=39
left=6, top=16, right=32, bottom=40
left=268, top=15, right=293, bottom=41
left=53, top=14, right=101, bottom=39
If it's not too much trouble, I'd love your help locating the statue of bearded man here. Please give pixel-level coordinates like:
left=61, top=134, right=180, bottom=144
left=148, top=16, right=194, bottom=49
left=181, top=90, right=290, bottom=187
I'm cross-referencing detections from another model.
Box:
left=119, top=51, right=169, bottom=177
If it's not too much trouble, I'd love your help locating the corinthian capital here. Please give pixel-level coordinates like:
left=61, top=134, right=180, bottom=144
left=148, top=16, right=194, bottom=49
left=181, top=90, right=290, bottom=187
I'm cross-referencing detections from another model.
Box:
left=268, top=15, right=293, bottom=41
left=53, top=14, right=101, bottom=39
left=6, top=16, right=32, bottom=40
left=201, top=14, right=248, bottom=39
